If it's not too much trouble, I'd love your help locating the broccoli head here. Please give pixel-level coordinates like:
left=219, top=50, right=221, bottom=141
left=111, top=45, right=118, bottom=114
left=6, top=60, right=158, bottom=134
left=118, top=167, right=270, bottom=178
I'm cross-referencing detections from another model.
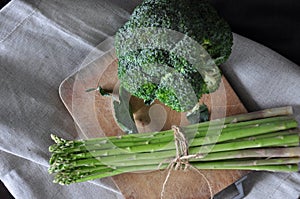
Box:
left=115, top=0, right=232, bottom=112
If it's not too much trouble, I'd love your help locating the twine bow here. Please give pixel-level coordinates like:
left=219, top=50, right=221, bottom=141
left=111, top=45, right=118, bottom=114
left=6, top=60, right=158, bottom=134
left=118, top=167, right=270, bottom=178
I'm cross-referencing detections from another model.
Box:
left=160, top=125, right=213, bottom=199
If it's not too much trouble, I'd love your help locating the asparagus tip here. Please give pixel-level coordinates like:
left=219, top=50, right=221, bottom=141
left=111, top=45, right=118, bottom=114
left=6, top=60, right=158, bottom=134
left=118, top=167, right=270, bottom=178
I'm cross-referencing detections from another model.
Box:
left=51, top=134, right=66, bottom=144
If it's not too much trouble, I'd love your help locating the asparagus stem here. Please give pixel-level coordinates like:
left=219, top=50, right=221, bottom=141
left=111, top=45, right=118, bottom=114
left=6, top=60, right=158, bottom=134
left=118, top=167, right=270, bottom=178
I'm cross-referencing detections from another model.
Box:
left=49, top=143, right=300, bottom=174
left=49, top=107, right=299, bottom=185
left=50, top=117, right=297, bottom=156
left=49, top=119, right=298, bottom=168
left=224, top=106, right=292, bottom=122
left=200, top=147, right=300, bottom=160
left=49, top=134, right=299, bottom=172
left=49, top=107, right=294, bottom=152
left=87, top=106, right=292, bottom=145
left=67, top=146, right=300, bottom=164
left=195, top=157, right=300, bottom=167
left=58, top=162, right=298, bottom=185
left=120, top=119, right=298, bottom=154
left=223, top=129, right=298, bottom=143
left=56, top=132, right=299, bottom=165
left=51, top=130, right=298, bottom=167
left=64, top=151, right=300, bottom=169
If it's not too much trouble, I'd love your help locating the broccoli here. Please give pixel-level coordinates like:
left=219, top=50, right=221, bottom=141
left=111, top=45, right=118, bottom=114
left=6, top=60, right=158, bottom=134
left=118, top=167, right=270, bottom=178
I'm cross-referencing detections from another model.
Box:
left=115, top=0, right=232, bottom=112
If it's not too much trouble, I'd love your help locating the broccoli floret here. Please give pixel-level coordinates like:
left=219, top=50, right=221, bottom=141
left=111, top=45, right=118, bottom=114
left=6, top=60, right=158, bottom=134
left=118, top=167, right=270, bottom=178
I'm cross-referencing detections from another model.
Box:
left=115, top=0, right=232, bottom=112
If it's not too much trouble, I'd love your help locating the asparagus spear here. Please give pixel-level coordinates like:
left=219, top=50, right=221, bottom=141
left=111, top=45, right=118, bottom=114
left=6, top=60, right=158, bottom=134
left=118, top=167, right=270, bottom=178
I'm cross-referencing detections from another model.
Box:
left=49, top=117, right=298, bottom=169
left=50, top=106, right=294, bottom=152
left=49, top=133, right=299, bottom=173
left=54, top=161, right=299, bottom=185
left=48, top=107, right=299, bottom=185
left=50, top=116, right=297, bottom=156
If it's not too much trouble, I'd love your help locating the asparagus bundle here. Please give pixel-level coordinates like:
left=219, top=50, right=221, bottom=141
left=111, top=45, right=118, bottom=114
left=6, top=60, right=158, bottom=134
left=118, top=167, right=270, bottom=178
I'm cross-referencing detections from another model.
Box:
left=49, top=107, right=300, bottom=185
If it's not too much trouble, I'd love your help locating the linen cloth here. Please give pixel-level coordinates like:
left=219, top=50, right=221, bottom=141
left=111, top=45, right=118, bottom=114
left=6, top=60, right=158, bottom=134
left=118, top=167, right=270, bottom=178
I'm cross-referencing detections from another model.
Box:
left=0, top=0, right=299, bottom=198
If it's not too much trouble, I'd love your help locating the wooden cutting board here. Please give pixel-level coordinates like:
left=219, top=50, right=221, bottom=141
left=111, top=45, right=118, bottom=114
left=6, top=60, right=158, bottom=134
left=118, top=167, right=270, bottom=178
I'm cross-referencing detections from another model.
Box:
left=59, top=50, right=249, bottom=199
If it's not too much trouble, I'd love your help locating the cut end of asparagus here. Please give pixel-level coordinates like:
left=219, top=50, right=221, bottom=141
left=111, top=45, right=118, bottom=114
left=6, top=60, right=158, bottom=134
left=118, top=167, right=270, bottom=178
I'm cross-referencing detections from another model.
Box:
left=262, top=106, right=293, bottom=117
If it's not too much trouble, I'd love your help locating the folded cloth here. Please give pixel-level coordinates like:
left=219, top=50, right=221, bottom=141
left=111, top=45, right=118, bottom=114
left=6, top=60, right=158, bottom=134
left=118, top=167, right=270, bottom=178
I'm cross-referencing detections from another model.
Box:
left=0, top=0, right=299, bottom=199
left=222, top=34, right=300, bottom=117
left=0, top=151, right=123, bottom=199
left=0, top=0, right=141, bottom=198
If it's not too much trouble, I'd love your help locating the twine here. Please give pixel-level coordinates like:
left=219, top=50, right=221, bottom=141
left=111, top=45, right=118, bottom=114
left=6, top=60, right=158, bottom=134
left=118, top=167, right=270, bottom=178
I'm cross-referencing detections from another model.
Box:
left=160, top=125, right=213, bottom=199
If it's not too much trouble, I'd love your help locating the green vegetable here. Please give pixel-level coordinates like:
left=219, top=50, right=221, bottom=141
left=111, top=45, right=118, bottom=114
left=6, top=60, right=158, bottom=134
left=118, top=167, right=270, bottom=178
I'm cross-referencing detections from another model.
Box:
left=112, top=86, right=138, bottom=134
left=85, top=86, right=112, bottom=96
left=115, top=0, right=233, bottom=112
left=48, top=107, right=300, bottom=185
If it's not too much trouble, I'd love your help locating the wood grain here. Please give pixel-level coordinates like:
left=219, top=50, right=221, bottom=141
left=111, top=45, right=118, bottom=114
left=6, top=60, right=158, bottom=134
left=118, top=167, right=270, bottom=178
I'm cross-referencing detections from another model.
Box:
left=59, top=57, right=249, bottom=199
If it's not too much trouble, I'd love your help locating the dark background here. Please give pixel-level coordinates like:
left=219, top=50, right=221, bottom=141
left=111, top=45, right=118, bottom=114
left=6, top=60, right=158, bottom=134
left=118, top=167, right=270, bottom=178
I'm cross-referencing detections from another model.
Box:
left=0, top=0, right=299, bottom=198
left=210, top=0, right=300, bottom=66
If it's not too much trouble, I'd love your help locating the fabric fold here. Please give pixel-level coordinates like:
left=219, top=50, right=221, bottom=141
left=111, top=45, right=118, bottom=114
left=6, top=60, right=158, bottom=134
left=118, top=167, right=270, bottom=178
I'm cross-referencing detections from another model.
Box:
left=0, top=0, right=299, bottom=198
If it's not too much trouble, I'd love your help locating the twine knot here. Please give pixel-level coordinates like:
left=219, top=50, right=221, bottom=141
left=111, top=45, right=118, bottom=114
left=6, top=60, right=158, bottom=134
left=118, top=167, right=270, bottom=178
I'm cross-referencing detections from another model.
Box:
left=160, top=125, right=213, bottom=199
